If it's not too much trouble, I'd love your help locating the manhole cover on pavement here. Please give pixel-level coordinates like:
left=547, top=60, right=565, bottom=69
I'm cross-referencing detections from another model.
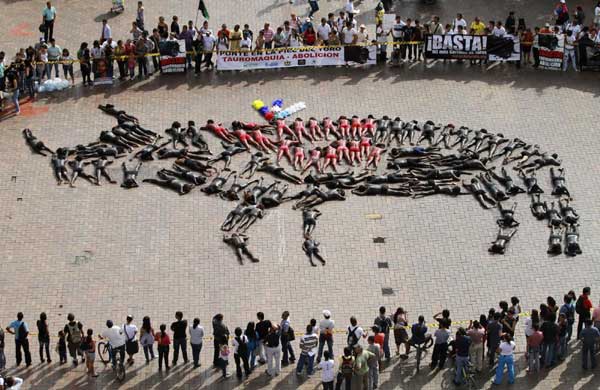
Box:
left=382, top=288, right=394, bottom=296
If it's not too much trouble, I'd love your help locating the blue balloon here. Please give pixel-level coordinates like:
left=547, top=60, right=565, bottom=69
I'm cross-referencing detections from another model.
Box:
left=272, top=99, right=283, bottom=107
left=258, top=106, right=269, bottom=115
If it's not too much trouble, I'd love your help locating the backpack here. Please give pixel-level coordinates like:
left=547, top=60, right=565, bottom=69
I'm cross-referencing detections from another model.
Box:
left=80, top=337, right=90, bottom=351
left=341, top=356, right=354, bottom=375
left=375, top=316, right=391, bottom=334
left=17, top=322, right=28, bottom=341
left=236, top=336, right=248, bottom=356
left=287, top=326, right=295, bottom=341
left=68, top=323, right=81, bottom=344
left=575, top=296, right=584, bottom=315
left=347, top=326, right=359, bottom=346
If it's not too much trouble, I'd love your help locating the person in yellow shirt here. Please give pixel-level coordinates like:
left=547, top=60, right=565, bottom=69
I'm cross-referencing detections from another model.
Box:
left=470, top=16, right=486, bottom=35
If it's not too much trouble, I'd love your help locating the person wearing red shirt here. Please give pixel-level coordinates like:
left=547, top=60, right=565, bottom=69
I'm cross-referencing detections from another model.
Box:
left=371, top=326, right=385, bottom=351
left=155, top=324, right=171, bottom=371
left=577, top=287, right=593, bottom=340
left=303, top=25, right=317, bottom=46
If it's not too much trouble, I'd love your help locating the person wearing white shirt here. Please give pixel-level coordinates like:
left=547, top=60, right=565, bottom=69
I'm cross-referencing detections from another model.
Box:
left=493, top=334, right=516, bottom=385
left=492, top=22, right=506, bottom=37
left=319, top=351, right=335, bottom=388
left=189, top=318, right=205, bottom=368
left=101, top=19, right=112, bottom=42
left=595, top=2, right=600, bottom=27
left=317, top=18, right=331, bottom=44
left=123, top=315, right=138, bottom=365
left=342, top=22, right=358, bottom=45
left=101, top=38, right=117, bottom=50
left=430, top=15, right=445, bottom=35
left=357, top=25, right=369, bottom=43
left=240, top=34, right=252, bottom=51
left=337, top=12, right=347, bottom=33
left=100, top=320, right=126, bottom=368
left=344, top=0, right=359, bottom=22
left=453, top=13, right=467, bottom=33
left=232, top=327, right=250, bottom=378
left=347, top=316, right=365, bottom=348
left=0, top=377, right=23, bottom=390
left=202, top=31, right=216, bottom=69
left=563, top=30, right=578, bottom=71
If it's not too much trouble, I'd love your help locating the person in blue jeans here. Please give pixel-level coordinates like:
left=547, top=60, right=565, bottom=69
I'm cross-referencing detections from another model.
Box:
left=296, top=325, right=318, bottom=375
left=580, top=320, right=600, bottom=369
left=453, top=328, right=471, bottom=385
left=170, top=311, right=188, bottom=365
left=308, top=0, right=320, bottom=18
left=494, top=334, right=516, bottom=385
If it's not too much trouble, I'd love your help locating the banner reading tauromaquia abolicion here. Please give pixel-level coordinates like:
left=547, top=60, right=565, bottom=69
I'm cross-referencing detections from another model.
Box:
left=425, top=34, right=488, bottom=60
left=216, top=45, right=376, bottom=71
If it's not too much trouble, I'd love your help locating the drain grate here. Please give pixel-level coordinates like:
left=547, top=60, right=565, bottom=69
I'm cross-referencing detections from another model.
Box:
left=373, top=237, right=386, bottom=243
left=377, top=262, right=389, bottom=269
left=381, top=288, right=394, bottom=296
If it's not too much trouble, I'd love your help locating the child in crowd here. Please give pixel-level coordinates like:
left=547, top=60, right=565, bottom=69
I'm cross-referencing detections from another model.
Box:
left=57, top=330, right=67, bottom=364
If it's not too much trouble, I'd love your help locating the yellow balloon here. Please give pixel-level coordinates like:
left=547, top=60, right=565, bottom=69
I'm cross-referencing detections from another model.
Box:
left=252, top=100, right=265, bottom=110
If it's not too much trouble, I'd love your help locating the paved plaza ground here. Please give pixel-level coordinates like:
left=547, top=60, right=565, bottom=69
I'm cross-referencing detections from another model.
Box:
left=1, top=0, right=600, bottom=389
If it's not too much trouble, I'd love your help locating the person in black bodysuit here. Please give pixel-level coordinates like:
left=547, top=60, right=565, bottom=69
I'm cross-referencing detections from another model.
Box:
left=488, top=228, right=517, bottom=254
left=78, top=144, right=128, bottom=159
left=50, top=153, right=70, bottom=185
left=68, top=156, right=94, bottom=187
left=236, top=204, right=265, bottom=232
left=91, top=157, right=117, bottom=185
left=386, top=157, right=435, bottom=171
left=259, top=182, right=289, bottom=208
left=351, top=183, right=412, bottom=197
left=518, top=169, right=544, bottom=194
left=462, top=177, right=497, bottom=209
left=550, top=168, right=570, bottom=197
left=564, top=224, right=582, bottom=256
left=285, top=183, right=320, bottom=206
left=386, top=117, right=404, bottom=146
left=157, top=147, right=191, bottom=160
left=520, top=152, right=562, bottom=172
left=158, top=165, right=207, bottom=185
left=323, top=174, right=369, bottom=189
left=478, top=133, right=507, bottom=159
left=221, top=203, right=247, bottom=231
left=257, top=161, right=304, bottom=184
left=303, top=234, right=326, bottom=267
left=98, top=104, right=139, bottom=123
left=400, top=120, right=419, bottom=145
left=303, top=171, right=353, bottom=185
left=417, top=121, right=438, bottom=146
left=208, top=142, right=248, bottom=171
left=121, top=161, right=143, bottom=189
left=494, top=138, right=526, bottom=163
left=510, top=144, right=541, bottom=167
left=479, top=172, right=510, bottom=202
left=450, top=126, right=471, bottom=150
left=201, top=170, right=236, bottom=195
left=133, top=138, right=170, bottom=161
left=530, top=194, right=547, bottom=220
left=239, top=152, right=269, bottom=179
left=464, top=129, right=491, bottom=153
left=545, top=201, right=563, bottom=227
left=223, top=233, right=259, bottom=264
left=433, top=124, right=454, bottom=149
left=407, top=168, right=465, bottom=181
left=496, top=202, right=519, bottom=228
left=547, top=225, right=564, bottom=255
left=558, top=198, right=579, bottom=225
left=23, top=128, right=54, bottom=156
left=302, top=208, right=321, bottom=235
left=488, top=167, right=525, bottom=195
left=111, top=125, right=154, bottom=145
left=292, top=188, right=346, bottom=209
left=186, top=120, right=210, bottom=152
left=220, top=175, right=259, bottom=201
left=143, top=175, right=195, bottom=195
left=115, top=118, right=158, bottom=138
left=165, top=121, right=189, bottom=149
left=244, top=178, right=277, bottom=205
left=99, top=130, right=137, bottom=151
left=411, top=183, right=465, bottom=198
left=175, top=158, right=217, bottom=176
left=374, top=116, right=391, bottom=144
left=389, top=146, right=442, bottom=159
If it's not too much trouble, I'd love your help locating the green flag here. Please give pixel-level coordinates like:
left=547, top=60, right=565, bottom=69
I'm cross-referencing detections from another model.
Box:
left=198, top=0, right=209, bottom=20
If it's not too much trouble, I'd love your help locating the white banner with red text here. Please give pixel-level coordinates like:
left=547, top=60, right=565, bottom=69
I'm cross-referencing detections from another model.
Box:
left=215, top=45, right=376, bottom=71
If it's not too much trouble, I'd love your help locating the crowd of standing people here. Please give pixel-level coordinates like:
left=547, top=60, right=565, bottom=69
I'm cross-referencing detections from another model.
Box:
left=1, top=286, right=599, bottom=388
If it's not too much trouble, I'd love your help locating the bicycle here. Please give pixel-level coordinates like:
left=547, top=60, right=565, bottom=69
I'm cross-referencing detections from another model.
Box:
left=409, top=336, right=434, bottom=372
left=460, top=360, right=477, bottom=390
left=97, top=340, right=126, bottom=382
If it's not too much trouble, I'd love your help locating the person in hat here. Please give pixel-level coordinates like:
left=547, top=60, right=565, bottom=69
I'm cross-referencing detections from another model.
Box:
left=357, top=24, right=369, bottom=43
left=316, top=310, right=334, bottom=363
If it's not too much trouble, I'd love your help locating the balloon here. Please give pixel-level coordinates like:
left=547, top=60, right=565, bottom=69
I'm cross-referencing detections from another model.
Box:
left=264, top=112, right=275, bottom=121
left=271, top=99, right=283, bottom=107
left=258, top=106, right=269, bottom=115
left=252, top=100, right=265, bottom=110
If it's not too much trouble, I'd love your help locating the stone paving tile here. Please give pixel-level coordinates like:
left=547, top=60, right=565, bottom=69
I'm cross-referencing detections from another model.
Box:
left=1, top=1, right=600, bottom=390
